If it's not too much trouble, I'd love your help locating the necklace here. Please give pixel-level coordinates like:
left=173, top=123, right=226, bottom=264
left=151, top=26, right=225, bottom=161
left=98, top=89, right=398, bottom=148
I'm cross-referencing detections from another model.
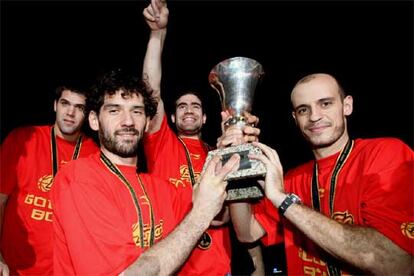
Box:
left=100, top=152, right=155, bottom=248
left=177, top=136, right=212, bottom=250
left=50, top=126, right=83, bottom=177
left=311, top=139, right=354, bottom=276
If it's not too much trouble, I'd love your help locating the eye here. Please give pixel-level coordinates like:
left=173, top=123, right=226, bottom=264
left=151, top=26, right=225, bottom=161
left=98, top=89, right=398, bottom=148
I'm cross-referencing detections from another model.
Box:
left=321, top=100, right=333, bottom=108
left=60, top=101, right=69, bottom=106
left=76, top=105, right=85, bottom=113
left=296, top=107, right=309, bottom=115
left=108, top=109, right=119, bottom=114
left=133, top=109, right=145, bottom=115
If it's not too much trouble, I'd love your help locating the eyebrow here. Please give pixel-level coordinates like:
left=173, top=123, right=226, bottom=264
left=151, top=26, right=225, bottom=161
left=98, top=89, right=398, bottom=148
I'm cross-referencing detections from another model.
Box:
left=60, top=98, right=85, bottom=107
left=294, top=97, right=336, bottom=111
left=177, top=102, right=202, bottom=107
left=103, top=104, right=145, bottom=109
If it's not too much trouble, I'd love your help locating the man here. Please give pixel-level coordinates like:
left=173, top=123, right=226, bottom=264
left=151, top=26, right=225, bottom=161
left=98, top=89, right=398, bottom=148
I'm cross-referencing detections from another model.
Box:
left=51, top=68, right=241, bottom=275
left=230, top=73, right=414, bottom=275
left=0, top=81, right=99, bottom=275
left=142, top=0, right=264, bottom=275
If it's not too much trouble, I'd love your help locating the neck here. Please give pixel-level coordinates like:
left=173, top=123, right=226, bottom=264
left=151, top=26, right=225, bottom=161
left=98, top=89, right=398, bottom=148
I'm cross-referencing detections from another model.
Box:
left=54, top=123, right=80, bottom=142
left=178, top=133, right=201, bottom=140
left=313, top=132, right=350, bottom=160
left=101, top=147, right=137, bottom=166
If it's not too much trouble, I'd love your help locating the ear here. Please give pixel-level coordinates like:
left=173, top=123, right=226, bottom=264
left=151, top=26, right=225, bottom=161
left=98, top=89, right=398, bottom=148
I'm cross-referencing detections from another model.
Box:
left=343, top=95, right=353, bottom=116
left=291, top=111, right=298, bottom=126
left=89, top=111, right=99, bottom=131
left=202, top=113, right=207, bottom=124
left=54, top=100, right=57, bottom=112
left=171, top=114, right=176, bottom=124
left=144, top=117, right=150, bottom=132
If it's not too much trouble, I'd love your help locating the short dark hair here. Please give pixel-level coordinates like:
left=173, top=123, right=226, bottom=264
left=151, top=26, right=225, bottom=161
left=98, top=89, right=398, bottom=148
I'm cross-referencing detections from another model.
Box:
left=87, top=68, right=158, bottom=119
left=54, top=77, right=90, bottom=101
left=173, top=89, right=206, bottom=114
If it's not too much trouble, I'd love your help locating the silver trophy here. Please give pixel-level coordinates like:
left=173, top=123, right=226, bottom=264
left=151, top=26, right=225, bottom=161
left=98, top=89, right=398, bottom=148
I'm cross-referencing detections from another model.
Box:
left=204, top=57, right=266, bottom=201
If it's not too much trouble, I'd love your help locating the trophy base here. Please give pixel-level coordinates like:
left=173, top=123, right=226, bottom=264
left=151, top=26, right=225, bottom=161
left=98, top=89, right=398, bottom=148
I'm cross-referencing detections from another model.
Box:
left=226, top=178, right=264, bottom=201
left=203, top=143, right=266, bottom=181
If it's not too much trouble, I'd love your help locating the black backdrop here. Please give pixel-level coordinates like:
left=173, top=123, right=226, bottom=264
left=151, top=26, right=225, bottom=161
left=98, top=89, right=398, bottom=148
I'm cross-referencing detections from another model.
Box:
left=1, top=1, right=413, bottom=274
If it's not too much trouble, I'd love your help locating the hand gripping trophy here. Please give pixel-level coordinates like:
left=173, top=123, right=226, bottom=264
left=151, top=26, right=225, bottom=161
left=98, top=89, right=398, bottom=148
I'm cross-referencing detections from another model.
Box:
left=204, top=56, right=266, bottom=201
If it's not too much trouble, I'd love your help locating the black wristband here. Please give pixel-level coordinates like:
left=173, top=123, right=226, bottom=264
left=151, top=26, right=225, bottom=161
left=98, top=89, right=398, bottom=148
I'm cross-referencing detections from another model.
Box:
left=278, top=193, right=301, bottom=216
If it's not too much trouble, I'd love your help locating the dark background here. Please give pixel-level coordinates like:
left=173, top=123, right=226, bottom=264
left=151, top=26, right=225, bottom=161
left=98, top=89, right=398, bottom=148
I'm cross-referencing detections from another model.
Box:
left=1, top=0, right=413, bottom=274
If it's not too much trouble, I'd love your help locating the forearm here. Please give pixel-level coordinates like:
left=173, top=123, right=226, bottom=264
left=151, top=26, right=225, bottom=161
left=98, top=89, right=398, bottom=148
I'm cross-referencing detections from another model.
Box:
left=211, top=206, right=229, bottom=227
left=283, top=203, right=413, bottom=274
left=143, top=28, right=166, bottom=133
left=229, top=202, right=265, bottom=243
left=248, top=244, right=265, bottom=276
left=143, top=29, right=165, bottom=94
left=124, top=207, right=210, bottom=276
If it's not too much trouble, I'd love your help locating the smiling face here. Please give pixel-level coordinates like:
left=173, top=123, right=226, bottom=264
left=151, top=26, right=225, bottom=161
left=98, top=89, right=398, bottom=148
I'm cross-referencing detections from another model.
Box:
left=171, top=93, right=206, bottom=138
left=89, top=90, right=149, bottom=158
left=54, top=89, right=87, bottom=141
left=291, top=74, right=353, bottom=156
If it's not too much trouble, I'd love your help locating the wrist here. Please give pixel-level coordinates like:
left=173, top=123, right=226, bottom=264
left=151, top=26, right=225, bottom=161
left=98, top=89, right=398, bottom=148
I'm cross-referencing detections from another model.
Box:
left=278, top=193, right=302, bottom=216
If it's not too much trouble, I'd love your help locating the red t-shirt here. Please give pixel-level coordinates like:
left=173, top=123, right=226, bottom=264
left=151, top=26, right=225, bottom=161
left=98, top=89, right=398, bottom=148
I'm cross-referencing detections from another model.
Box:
left=0, top=125, right=98, bottom=275
left=254, top=138, right=414, bottom=275
left=51, top=152, right=179, bottom=275
left=144, top=115, right=231, bottom=276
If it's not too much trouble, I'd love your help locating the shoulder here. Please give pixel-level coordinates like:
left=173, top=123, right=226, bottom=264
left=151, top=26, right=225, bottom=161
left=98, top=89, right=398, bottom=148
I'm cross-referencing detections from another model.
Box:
left=355, top=137, right=413, bottom=159
left=6, top=125, right=49, bottom=138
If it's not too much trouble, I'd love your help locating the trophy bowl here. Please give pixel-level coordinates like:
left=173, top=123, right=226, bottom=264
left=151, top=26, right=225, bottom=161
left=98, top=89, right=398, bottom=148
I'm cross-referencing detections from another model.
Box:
left=204, top=57, right=266, bottom=201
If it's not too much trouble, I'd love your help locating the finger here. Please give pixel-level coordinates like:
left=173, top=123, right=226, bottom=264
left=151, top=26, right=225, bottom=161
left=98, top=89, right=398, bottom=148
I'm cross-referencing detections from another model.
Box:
left=143, top=8, right=156, bottom=22
left=252, top=142, right=279, bottom=163
left=203, top=155, right=222, bottom=176
left=151, top=0, right=160, bottom=18
left=243, top=125, right=260, bottom=136
left=217, top=154, right=240, bottom=179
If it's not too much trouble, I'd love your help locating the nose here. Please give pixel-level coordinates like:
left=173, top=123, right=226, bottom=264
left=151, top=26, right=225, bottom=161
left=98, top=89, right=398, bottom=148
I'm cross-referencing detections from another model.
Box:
left=309, top=107, right=322, bottom=122
left=184, top=106, right=194, bottom=114
left=120, top=111, right=134, bottom=127
left=66, top=105, right=76, bottom=117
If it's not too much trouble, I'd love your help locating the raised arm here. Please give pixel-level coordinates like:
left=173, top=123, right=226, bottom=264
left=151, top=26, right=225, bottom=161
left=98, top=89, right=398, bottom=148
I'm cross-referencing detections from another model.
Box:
left=123, top=154, right=240, bottom=275
left=142, top=0, right=168, bottom=133
left=250, top=142, right=414, bottom=275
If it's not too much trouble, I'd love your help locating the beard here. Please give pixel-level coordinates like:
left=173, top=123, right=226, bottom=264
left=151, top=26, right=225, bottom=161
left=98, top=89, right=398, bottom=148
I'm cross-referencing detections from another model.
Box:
left=99, top=127, right=141, bottom=158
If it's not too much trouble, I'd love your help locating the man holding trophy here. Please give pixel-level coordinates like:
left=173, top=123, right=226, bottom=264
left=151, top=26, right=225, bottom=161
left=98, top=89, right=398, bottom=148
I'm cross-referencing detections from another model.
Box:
left=141, top=0, right=264, bottom=274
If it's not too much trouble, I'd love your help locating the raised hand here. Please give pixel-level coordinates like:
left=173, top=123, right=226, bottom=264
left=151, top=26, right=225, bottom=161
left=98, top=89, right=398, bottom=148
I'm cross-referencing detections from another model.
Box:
left=143, top=0, right=169, bottom=31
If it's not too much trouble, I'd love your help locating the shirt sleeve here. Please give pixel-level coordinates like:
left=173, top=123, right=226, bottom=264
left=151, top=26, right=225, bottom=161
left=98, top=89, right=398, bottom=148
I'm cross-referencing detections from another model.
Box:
left=252, top=198, right=284, bottom=246
left=360, top=138, right=414, bottom=254
left=0, top=127, right=33, bottom=195
left=52, top=163, right=139, bottom=275
left=143, top=115, right=174, bottom=172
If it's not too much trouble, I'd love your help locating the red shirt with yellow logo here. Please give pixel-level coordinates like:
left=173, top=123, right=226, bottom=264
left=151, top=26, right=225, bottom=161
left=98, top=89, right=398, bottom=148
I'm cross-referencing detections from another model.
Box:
left=51, top=152, right=179, bottom=275
left=254, top=138, right=414, bottom=275
left=144, top=115, right=232, bottom=276
left=0, top=125, right=98, bottom=275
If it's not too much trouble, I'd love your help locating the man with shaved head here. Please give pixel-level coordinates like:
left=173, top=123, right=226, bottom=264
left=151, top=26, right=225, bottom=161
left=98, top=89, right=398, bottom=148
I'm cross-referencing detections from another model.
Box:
left=230, top=73, right=414, bottom=275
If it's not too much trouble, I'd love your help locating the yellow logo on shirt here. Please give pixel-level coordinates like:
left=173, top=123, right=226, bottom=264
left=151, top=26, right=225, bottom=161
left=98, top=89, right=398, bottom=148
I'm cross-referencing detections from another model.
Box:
left=37, top=175, right=54, bottom=192
left=401, top=222, right=414, bottom=239
left=332, top=211, right=354, bottom=225
left=132, top=220, right=164, bottom=248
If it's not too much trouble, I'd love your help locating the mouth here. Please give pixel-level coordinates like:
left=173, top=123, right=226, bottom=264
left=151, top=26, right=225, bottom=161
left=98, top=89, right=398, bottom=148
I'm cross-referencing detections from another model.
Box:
left=115, top=129, right=139, bottom=137
left=182, top=116, right=196, bottom=123
left=63, top=119, right=75, bottom=125
left=307, top=124, right=329, bottom=133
